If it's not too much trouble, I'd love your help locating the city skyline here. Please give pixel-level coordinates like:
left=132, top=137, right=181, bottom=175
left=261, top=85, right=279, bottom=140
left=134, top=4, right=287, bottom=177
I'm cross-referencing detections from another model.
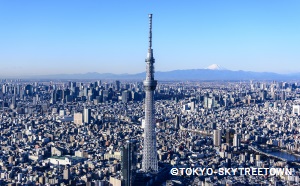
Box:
left=0, top=0, right=300, bottom=76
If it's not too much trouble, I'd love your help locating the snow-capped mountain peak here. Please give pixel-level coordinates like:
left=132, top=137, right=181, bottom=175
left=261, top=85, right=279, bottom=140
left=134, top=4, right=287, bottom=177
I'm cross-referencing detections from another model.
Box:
left=205, top=64, right=226, bottom=70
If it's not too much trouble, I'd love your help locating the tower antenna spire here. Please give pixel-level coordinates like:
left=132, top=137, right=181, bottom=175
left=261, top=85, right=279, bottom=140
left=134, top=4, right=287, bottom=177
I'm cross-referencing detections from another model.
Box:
left=149, top=14, right=152, bottom=49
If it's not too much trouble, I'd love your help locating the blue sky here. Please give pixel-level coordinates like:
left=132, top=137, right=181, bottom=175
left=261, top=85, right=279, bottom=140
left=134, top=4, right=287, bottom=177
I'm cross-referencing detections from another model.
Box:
left=0, top=0, right=299, bottom=76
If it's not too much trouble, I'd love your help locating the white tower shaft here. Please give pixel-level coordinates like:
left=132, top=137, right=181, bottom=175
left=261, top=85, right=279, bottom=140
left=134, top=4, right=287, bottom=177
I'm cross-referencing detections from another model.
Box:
left=142, top=14, right=158, bottom=172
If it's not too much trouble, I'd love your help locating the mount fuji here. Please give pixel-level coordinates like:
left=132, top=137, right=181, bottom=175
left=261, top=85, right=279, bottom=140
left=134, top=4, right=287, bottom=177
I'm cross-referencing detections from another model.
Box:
left=205, top=64, right=227, bottom=70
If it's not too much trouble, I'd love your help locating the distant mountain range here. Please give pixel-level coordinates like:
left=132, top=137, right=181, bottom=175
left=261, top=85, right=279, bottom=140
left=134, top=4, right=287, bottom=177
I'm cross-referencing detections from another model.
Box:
left=17, top=65, right=300, bottom=81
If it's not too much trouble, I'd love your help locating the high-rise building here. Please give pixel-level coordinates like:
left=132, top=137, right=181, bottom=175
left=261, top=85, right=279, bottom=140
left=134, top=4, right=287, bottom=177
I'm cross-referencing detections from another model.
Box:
left=121, top=140, right=137, bottom=186
left=281, top=91, right=286, bottom=100
left=11, top=95, right=16, bottom=109
left=51, top=91, right=57, bottom=104
left=2, top=84, right=6, bottom=94
left=142, top=14, right=158, bottom=172
left=84, top=108, right=91, bottom=123
left=259, top=90, right=267, bottom=101
left=213, top=129, right=221, bottom=146
left=115, top=80, right=121, bottom=91
left=226, top=129, right=235, bottom=145
left=175, top=115, right=180, bottom=129
left=97, top=80, right=102, bottom=86
left=233, top=134, right=241, bottom=147
left=122, top=90, right=131, bottom=103
left=25, top=84, right=33, bottom=96
left=70, top=82, right=76, bottom=90
left=74, top=113, right=83, bottom=125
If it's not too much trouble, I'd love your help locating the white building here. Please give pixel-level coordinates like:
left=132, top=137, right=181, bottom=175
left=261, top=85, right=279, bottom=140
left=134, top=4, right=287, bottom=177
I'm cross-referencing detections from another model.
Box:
left=74, top=112, right=83, bottom=125
left=84, top=108, right=91, bottom=123
left=233, top=134, right=240, bottom=147
left=292, top=105, right=300, bottom=115
left=47, top=156, right=85, bottom=166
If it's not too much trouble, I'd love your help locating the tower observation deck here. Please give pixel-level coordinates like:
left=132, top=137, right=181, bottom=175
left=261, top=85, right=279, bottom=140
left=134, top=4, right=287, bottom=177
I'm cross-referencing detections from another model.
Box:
left=142, top=14, right=158, bottom=172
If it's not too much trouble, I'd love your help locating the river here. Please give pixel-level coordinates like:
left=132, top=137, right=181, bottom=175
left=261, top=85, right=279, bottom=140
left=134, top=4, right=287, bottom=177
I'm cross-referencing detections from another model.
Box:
left=259, top=147, right=300, bottom=162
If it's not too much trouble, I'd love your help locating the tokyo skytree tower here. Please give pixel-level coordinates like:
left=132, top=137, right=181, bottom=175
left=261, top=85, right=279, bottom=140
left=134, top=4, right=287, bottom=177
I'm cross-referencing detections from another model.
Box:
left=142, top=14, right=158, bottom=172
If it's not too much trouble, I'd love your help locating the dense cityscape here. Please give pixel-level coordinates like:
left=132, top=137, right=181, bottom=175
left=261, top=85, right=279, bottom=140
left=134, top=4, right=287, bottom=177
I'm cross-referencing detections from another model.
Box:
left=1, top=78, right=300, bottom=185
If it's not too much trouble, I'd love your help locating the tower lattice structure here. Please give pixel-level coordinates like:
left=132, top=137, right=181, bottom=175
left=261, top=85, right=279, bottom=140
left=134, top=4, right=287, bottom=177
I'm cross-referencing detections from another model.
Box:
left=142, top=14, right=158, bottom=172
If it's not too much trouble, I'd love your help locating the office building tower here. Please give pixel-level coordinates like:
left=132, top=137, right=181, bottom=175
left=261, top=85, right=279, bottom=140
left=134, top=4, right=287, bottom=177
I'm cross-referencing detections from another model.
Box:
left=83, top=87, right=88, bottom=97
left=11, top=95, right=16, bottom=109
left=74, top=113, right=83, bottom=125
left=69, top=81, right=75, bottom=87
left=142, top=14, right=158, bottom=172
left=233, top=134, right=241, bottom=147
left=97, top=80, right=102, bottom=86
left=121, top=140, right=137, bottom=186
left=122, top=90, right=131, bottom=103
left=51, top=91, right=57, bottom=104
left=226, top=129, right=235, bottom=145
left=115, top=80, right=121, bottom=91
left=2, top=85, right=6, bottom=94
left=281, top=91, right=286, bottom=100
left=13, top=86, right=17, bottom=95
left=175, top=115, right=180, bottom=129
left=259, top=90, right=267, bottom=101
left=203, top=96, right=208, bottom=108
left=84, top=108, right=91, bottom=123
left=25, top=84, right=33, bottom=96
left=213, top=129, right=221, bottom=146
left=56, top=89, right=63, bottom=102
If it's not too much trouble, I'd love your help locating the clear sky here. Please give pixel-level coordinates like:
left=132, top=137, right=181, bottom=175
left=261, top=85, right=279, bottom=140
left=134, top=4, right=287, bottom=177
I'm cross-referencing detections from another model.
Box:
left=0, top=0, right=299, bottom=76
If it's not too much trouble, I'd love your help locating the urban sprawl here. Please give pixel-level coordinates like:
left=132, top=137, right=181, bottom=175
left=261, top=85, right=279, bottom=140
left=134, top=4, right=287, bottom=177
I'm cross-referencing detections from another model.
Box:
left=0, top=79, right=300, bottom=186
